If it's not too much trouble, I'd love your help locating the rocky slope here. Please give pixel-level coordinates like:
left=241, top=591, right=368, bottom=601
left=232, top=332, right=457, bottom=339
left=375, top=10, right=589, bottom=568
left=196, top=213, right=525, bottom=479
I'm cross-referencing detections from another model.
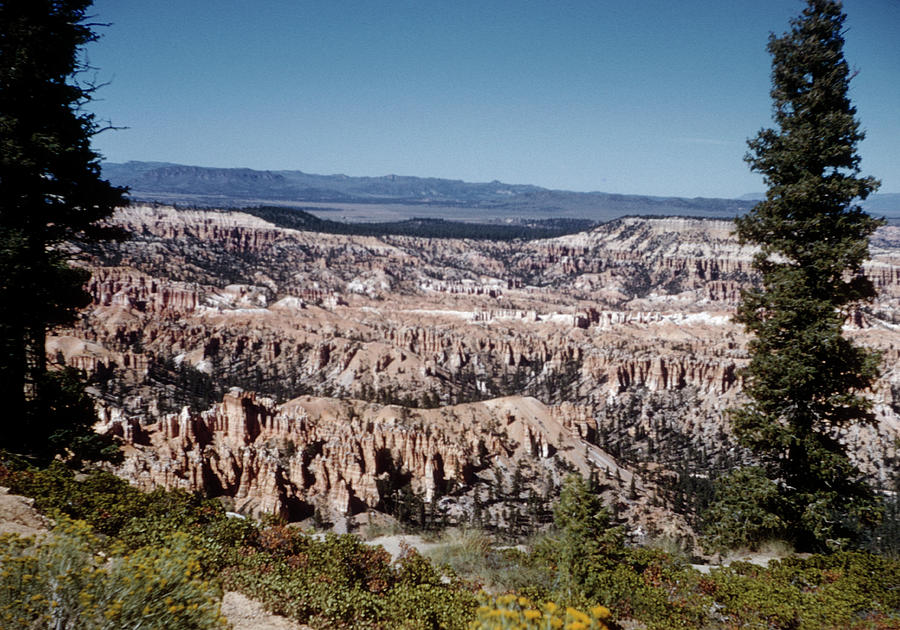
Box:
left=53, top=205, right=900, bottom=539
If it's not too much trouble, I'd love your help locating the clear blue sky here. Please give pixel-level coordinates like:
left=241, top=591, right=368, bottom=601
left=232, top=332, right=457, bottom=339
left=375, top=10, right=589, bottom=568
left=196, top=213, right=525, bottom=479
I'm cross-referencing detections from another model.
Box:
left=87, top=0, right=899, bottom=198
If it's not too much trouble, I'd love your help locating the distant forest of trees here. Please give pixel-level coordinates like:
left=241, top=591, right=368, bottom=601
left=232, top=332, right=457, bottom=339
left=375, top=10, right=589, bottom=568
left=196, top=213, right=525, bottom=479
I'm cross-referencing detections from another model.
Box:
left=239, top=205, right=596, bottom=241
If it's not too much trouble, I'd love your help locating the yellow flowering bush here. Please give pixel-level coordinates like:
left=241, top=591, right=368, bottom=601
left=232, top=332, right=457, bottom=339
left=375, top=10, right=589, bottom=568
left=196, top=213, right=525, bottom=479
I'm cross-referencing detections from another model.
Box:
left=470, top=594, right=614, bottom=630
left=0, top=519, right=226, bottom=630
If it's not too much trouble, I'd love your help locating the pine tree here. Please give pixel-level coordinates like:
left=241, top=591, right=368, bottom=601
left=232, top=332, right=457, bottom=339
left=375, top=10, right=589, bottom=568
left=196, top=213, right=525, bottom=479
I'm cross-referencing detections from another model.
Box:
left=553, top=475, right=625, bottom=600
left=711, top=0, right=882, bottom=551
left=0, top=0, right=126, bottom=461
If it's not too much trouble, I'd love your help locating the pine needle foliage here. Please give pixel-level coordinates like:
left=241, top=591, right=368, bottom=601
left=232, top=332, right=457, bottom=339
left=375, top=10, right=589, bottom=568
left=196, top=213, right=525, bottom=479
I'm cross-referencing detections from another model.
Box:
left=0, top=0, right=127, bottom=462
left=714, top=0, right=884, bottom=552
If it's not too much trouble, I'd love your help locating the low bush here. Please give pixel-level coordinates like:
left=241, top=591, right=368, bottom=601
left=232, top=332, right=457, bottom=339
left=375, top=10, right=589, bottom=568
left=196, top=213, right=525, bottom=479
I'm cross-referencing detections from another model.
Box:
left=705, top=552, right=900, bottom=629
left=224, top=524, right=478, bottom=629
left=2, top=462, right=480, bottom=628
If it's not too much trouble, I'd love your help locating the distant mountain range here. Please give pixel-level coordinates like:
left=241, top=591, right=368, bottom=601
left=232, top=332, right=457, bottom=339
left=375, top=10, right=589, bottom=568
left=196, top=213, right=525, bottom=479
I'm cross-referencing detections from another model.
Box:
left=738, top=191, right=900, bottom=216
left=102, top=161, right=899, bottom=223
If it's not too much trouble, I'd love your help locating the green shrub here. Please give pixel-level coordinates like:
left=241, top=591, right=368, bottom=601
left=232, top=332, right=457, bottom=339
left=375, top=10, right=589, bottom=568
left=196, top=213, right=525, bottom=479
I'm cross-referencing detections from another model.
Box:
left=0, top=519, right=226, bottom=630
left=2, top=461, right=149, bottom=536
left=1, top=461, right=256, bottom=572
left=225, top=524, right=477, bottom=629
left=706, top=552, right=900, bottom=629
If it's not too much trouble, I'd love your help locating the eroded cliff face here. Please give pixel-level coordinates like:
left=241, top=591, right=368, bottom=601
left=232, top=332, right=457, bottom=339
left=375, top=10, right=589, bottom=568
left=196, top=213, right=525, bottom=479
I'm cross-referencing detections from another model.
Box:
left=54, top=205, right=900, bottom=534
left=101, top=389, right=691, bottom=541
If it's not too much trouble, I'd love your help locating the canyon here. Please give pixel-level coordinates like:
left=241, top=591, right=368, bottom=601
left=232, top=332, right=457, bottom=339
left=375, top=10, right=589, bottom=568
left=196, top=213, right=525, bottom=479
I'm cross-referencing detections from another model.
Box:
left=55, top=205, right=900, bottom=543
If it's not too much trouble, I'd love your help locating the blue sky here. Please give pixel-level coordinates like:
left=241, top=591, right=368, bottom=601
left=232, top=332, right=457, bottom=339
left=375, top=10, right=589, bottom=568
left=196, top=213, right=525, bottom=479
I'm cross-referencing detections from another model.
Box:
left=87, top=1, right=899, bottom=198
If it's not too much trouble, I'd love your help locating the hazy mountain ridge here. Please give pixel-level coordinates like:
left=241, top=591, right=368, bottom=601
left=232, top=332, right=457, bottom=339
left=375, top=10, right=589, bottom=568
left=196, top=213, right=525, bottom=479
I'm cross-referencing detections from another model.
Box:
left=103, top=161, right=760, bottom=221
left=102, top=161, right=542, bottom=204
left=103, top=161, right=900, bottom=226
left=740, top=190, right=900, bottom=215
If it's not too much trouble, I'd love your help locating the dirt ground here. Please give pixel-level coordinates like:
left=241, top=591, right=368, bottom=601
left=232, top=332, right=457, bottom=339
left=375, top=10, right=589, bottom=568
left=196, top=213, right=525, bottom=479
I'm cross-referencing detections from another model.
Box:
left=221, top=591, right=313, bottom=630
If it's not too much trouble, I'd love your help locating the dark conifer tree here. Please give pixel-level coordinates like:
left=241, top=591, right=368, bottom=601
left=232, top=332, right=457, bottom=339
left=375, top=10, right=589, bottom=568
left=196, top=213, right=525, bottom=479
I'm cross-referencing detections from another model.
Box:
left=0, top=0, right=126, bottom=461
left=708, top=0, right=882, bottom=551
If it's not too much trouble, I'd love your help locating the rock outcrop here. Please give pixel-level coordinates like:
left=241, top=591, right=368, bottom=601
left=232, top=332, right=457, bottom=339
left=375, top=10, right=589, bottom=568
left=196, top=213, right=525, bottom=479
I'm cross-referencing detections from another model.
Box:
left=103, top=391, right=636, bottom=521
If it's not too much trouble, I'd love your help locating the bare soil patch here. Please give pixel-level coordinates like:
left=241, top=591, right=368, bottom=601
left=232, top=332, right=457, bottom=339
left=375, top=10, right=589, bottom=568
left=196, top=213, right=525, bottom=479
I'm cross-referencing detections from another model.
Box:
left=221, top=591, right=312, bottom=630
left=0, top=487, right=49, bottom=537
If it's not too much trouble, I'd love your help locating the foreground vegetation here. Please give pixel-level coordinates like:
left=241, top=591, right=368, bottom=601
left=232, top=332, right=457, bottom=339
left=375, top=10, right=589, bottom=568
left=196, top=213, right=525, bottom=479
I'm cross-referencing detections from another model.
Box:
left=1, top=463, right=898, bottom=629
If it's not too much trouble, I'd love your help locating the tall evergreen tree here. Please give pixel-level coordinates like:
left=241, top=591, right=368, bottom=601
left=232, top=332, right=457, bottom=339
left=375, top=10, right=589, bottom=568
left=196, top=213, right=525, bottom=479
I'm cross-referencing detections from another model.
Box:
left=0, top=0, right=126, bottom=461
left=553, top=475, right=624, bottom=601
left=708, top=0, right=882, bottom=551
